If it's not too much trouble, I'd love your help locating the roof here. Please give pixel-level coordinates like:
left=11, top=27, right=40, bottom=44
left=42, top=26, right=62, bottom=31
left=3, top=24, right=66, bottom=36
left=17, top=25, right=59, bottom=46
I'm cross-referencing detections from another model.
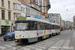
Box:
left=26, top=17, right=60, bottom=26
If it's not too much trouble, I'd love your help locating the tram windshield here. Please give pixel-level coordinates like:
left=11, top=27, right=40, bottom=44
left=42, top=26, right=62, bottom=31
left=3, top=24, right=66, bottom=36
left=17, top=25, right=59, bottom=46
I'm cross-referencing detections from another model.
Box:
left=16, top=23, right=28, bottom=30
left=16, top=21, right=37, bottom=30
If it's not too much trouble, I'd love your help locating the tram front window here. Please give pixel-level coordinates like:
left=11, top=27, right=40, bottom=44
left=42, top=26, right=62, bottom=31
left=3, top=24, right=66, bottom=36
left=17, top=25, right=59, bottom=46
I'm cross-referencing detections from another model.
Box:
left=16, top=21, right=30, bottom=30
left=16, top=21, right=37, bottom=30
left=16, top=23, right=29, bottom=30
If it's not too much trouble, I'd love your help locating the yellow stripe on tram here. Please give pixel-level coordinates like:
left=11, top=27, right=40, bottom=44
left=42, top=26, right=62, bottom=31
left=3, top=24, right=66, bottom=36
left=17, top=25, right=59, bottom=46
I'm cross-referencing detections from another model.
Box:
left=44, top=30, right=46, bottom=39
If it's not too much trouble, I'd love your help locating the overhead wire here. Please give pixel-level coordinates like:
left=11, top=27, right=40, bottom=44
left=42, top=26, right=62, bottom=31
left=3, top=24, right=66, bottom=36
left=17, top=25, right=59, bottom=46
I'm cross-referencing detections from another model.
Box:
left=59, top=0, right=70, bottom=17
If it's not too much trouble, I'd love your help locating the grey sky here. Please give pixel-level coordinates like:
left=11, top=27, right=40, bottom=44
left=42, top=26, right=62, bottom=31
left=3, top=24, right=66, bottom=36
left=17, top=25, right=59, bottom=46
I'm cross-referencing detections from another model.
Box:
left=48, top=0, right=75, bottom=22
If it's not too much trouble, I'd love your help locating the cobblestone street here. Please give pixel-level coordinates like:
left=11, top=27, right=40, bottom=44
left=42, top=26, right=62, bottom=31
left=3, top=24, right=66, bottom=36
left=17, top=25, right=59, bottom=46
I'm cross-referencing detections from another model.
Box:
left=0, top=30, right=74, bottom=50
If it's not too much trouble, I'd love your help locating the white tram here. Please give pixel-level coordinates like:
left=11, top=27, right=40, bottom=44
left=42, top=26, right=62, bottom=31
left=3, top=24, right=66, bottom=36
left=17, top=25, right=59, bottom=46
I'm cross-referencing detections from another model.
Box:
left=15, top=17, right=60, bottom=44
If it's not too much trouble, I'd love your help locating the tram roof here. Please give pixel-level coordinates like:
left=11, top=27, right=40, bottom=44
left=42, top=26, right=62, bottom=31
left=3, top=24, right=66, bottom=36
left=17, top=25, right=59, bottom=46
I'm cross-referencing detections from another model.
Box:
left=26, top=17, right=51, bottom=24
left=26, top=17, right=60, bottom=26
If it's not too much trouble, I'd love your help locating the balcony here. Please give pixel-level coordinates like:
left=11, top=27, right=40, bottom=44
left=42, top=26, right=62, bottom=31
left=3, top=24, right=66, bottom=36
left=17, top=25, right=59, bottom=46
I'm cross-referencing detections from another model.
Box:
left=30, top=4, right=40, bottom=12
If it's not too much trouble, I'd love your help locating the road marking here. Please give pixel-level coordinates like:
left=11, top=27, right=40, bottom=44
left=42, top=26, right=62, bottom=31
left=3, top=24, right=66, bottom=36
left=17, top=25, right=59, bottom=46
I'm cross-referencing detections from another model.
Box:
left=48, top=48, right=55, bottom=50
left=18, top=47, right=30, bottom=50
left=61, top=40, right=71, bottom=50
left=6, top=47, right=17, bottom=50
left=0, top=37, right=3, bottom=41
left=4, top=45, right=12, bottom=47
left=63, top=40, right=70, bottom=47
left=51, top=40, right=63, bottom=47
left=0, top=39, right=3, bottom=41
left=36, top=48, right=43, bottom=50
left=0, top=46, right=6, bottom=50
left=72, top=31, right=75, bottom=38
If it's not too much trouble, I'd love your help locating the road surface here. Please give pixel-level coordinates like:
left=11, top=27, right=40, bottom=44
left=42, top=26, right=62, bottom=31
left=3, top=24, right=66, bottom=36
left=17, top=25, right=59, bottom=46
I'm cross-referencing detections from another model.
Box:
left=0, top=30, right=75, bottom=50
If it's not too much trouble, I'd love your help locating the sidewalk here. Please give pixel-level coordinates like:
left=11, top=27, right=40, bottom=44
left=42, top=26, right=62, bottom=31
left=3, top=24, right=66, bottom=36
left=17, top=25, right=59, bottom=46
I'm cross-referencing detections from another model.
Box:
left=69, top=31, right=75, bottom=50
left=0, top=36, right=3, bottom=40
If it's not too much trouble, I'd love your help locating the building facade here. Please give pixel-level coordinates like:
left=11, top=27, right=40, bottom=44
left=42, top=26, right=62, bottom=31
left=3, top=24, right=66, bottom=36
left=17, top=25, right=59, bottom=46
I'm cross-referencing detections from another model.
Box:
left=48, top=13, right=53, bottom=22
left=48, top=13, right=61, bottom=25
left=60, top=20, right=65, bottom=30
left=0, top=0, right=21, bottom=35
left=21, top=0, right=51, bottom=18
left=73, top=16, right=75, bottom=27
left=0, top=0, right=51, bottom=35
left=61, top=20, right=65, bottom=28
left=65, top=21, right=73, bottom=29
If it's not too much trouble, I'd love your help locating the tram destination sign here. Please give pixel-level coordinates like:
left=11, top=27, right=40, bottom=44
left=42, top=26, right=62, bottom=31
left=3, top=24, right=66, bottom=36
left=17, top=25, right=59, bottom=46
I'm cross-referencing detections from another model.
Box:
left=17, top=18, right=26, bottom=20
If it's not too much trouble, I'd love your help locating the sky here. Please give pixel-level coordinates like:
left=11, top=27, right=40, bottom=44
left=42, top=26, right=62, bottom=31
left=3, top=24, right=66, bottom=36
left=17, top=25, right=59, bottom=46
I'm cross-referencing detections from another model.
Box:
left=48, top=0, right=75, bottom=22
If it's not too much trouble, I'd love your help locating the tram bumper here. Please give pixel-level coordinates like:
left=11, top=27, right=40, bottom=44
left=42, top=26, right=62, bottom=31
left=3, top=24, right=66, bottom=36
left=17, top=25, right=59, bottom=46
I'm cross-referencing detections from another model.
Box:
left=15, top=38, right=28, bottom=44
left=15, top=38, right=38, bottom=44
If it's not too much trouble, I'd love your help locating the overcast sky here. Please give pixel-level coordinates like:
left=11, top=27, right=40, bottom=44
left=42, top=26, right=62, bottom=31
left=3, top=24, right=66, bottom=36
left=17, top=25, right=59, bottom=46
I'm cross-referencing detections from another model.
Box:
left=48, top=0, right=75, bottom=22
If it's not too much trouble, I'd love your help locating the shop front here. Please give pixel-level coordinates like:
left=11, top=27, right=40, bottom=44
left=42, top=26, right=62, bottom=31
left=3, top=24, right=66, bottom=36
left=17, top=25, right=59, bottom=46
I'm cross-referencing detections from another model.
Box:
left=1, top=26, right=10, bottom=35
left=0, top=20, right=13, bottom=36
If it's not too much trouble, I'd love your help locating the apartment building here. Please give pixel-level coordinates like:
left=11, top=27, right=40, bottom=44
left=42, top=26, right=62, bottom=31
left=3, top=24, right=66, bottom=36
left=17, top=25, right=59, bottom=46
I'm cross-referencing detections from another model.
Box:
left=48, top=13, right=54, bottom=22
left=0, top=0, right=51, bottom=35
left=21, top=0, right=51, bottom=18
left=48, top=13, right=61, bottom=25
left=65, top=21, right=73, bottom=29
left=0, top=0, right=21, bottom=35
left=73, top=16, right=75, bottom=26
left=61, top=20, right=65, bottom=28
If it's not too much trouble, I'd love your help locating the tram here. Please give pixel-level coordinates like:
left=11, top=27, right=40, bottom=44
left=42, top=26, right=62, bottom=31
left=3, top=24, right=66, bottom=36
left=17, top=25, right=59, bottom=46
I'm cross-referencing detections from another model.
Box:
left=15, top=17, right=60, bottom=44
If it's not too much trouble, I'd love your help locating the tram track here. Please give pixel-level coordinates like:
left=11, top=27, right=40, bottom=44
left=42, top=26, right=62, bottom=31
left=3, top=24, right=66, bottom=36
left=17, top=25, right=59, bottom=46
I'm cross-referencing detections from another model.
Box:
left=47, top=31, right=73, bottom=50
left=59, top=31, right=73, bottom=50
left=5, top=36, right=60, bottom=50
left=3, top=31, right=73, bottom=50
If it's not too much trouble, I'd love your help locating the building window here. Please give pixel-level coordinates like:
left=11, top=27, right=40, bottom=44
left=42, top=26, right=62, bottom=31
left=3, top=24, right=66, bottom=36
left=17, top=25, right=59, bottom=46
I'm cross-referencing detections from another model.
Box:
left=2, top=10, right=5, bottom=20
left=14, top=13, right=21, bottom=20
left=8, top=1, right=10, bottom=9
left=26, top=8, right=30, bottom=17
left=43, top=0, right=45, bottom=6
left=43, top=7, right=45, bottom=12
left=21, top=7, right=24, bottom=13
left=13, top=3, right=21, bottom=10
left=8, top=12, right=11, bottom=20
left=13, top=3, right=15, bottom=9
left=40, top=0, right=42, bottom=5
left=26, top=0, right=29, bottom=2
left=40, top=7, right=42, bottom=12
left=16, top=13, right=21, bottom=17
left=14, top=13, right=15, bottom=20
left=16, top=4, right=21, bottom=10
left=31, top=0, right=33, bottom=4
left=1, top=0, right=4, bottom=7
left=35, top=0, right=38, bottom=5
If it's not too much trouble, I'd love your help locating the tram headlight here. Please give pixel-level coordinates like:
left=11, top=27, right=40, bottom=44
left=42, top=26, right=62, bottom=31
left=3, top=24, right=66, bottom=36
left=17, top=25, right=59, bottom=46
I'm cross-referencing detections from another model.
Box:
left=19, top=34, right=21, bottom=36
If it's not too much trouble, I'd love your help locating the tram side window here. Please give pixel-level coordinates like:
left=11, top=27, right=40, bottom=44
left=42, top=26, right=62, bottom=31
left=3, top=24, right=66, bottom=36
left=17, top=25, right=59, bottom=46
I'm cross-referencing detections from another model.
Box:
left=51, top=25, right=54, bottom=29
left=43, top=23, right=47, bottom=30
left=54, top=25, right=56, bottom=29
left=58, top=26, right=60, bottom=29
left=30, top=21, right=37, bottom=30
left=46, top=24, right=51, bottom=29
left=46, top=24, right=49, bottom=29
left=57, top=26, right=59, bottom=29
left=49, top=24, right=51, bottom=29
left=55, top=25, right=56, bottom=29
left=37, top=22, right=44, bottom=30
left=57, top=26, right=58, bottom=29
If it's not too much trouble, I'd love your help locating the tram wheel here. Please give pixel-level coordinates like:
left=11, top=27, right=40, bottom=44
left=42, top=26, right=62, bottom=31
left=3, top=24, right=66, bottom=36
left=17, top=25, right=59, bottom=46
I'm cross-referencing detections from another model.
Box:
left=49, top=34, right=52, bottom=38
left=58, top=32, right=60, bottom=35
left=38, top=37, right=42, bottom=41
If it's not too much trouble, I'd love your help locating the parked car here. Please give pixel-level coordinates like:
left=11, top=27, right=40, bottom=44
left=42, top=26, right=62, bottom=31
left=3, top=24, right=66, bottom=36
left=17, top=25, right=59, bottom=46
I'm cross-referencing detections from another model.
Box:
left=3, top=32, right=15, bottom=41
